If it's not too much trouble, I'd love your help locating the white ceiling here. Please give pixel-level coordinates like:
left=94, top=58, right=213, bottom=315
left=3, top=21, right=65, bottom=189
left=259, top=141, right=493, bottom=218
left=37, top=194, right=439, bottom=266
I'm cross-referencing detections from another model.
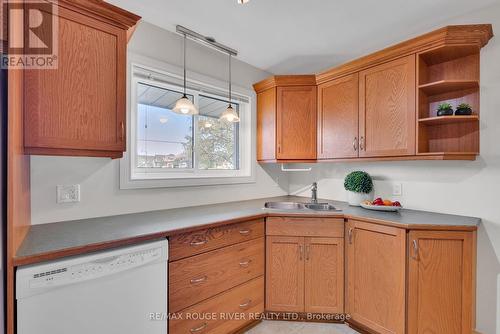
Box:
left=107, top=0, right=497, bottom=74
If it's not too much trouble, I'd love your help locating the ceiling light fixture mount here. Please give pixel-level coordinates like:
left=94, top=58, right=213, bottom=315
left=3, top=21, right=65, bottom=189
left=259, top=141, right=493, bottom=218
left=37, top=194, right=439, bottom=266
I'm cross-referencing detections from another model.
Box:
left=237, top=0, right=251, bottom=4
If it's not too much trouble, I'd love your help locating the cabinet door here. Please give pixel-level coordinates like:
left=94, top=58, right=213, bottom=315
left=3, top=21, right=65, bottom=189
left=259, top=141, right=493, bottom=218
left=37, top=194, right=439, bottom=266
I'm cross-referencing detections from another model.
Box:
left=266, top=236, right=305, bottom=312
left=24, top=6, right=126, bottom=157
left=346, top=220, right=406, bottom=334
left=276, top=86, right=317, bottom=160
left=257, top=88, right=277, bottom=161
left=304, top=237, right=344, bottom=314
left=408, top=231, right=474, bottom=334
left=318, top=74, right=359, bottom=159
left=359, top=55, right=416, bottom=157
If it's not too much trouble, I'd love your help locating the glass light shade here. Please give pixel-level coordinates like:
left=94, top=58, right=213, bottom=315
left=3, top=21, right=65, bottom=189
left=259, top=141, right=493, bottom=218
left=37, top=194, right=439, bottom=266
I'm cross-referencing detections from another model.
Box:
left=220, top=105, right=240, bottom=123
left=172, top=95, right=198, bottom=115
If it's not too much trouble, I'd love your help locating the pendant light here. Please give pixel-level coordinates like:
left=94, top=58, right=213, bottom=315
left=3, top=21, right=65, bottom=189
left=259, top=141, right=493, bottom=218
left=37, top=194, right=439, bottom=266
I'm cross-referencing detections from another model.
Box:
left=173, top=34, right=198, bottom=115
left=220, top=54, right=240, bottom=122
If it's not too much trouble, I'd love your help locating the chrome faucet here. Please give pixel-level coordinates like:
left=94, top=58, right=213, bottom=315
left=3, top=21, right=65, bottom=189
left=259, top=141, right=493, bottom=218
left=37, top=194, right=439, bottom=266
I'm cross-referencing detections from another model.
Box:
left=311, top=182, right=318, bottom=203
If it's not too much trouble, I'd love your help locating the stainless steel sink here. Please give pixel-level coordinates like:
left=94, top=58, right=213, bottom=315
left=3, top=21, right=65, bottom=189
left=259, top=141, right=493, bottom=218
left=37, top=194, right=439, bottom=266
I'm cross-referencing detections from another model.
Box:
left=264, top=201, right=339, bottom=212
left=304, top=203, right=338, bottom=211
left=264, top=202, right=306, bottom=210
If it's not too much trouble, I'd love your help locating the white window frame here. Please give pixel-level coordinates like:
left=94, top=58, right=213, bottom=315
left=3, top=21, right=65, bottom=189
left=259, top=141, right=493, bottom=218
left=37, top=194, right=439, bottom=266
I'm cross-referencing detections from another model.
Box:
left=120, top=54, right=255, bottom=189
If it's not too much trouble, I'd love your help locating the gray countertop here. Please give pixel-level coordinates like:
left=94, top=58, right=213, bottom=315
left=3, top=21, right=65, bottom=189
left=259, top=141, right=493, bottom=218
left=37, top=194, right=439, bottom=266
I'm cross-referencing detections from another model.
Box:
left=16, top=196, right=481, bottom=264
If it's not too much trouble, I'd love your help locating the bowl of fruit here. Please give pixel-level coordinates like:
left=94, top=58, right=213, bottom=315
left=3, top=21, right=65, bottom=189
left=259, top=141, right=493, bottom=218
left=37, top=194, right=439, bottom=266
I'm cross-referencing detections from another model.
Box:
left=360, top=198, right=402, bottom=212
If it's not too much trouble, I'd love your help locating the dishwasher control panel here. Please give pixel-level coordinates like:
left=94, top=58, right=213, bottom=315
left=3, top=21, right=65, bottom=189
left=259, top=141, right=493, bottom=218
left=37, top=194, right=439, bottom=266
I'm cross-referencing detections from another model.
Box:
left=28, top=246, right=163, bottom=289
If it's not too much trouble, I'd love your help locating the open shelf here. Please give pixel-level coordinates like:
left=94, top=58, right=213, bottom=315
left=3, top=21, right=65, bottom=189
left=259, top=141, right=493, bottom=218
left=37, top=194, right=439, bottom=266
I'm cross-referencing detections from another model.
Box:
left=418, top=80, right=479, bottom=95
left=419, top=45, right=480, bottom=65
left=418, top=115, right=479, bottom=126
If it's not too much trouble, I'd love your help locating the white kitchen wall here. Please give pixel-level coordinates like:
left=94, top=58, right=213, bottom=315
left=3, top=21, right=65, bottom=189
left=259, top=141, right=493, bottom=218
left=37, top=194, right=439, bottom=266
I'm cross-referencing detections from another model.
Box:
left=30, top=22, right=287, bottom=224
left=288, top=4, right=500, bottom=333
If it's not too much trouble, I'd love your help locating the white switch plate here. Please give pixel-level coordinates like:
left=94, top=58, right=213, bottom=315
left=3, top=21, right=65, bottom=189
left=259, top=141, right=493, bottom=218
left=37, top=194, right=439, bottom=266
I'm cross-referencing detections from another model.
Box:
left=393, top=183, right=403, bottom=196
left=57, top=185, right=80, bottom=203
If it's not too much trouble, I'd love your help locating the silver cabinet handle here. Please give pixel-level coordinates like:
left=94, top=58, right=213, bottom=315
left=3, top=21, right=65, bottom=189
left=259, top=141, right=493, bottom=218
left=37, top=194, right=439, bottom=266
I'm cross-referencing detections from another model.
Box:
left=190, top=239, right=208, bottom=247
left=190, top=276, right=207, bottom=285
left=348, top=228, right=353, bottom=244
left=190, top=322, right=208, bottom=333
left=305, top=245, right=310, bottom=261
left=412, top=240, right=419, bottom=260
left=239, top=299, right=252, bottom=309
left=239, top=229, right=251, bottom=236
left=353, top=137, right=358, bottom=151
left=239, top=259, right=252, bottom=268
left=299, top=245, right=304, bottom=261
left=359, top=136, right=365, bottom=151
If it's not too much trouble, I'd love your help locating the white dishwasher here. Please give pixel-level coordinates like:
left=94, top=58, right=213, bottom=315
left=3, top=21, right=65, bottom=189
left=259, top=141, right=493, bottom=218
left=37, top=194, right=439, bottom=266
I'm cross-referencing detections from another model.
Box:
left=16, top=239, right=168, bottom=334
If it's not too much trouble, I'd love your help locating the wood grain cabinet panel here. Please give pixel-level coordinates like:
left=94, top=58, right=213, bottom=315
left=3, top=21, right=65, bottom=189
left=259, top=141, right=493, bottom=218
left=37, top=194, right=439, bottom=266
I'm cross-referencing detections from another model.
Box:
left=170, top=277, right=264, bottom=334
left=346, top=220, right=406, bottom=334
left=276, top=86, right=317, bottom=160
left=318, top=74, right=359, bottom=159
left=256, top=88, right=277, bottom=161
left=304, top=237, right=344, bottom=314
left=169, top=219, right=264, bottom=261
left=24, top=3, right=139, bottom=158
left=358, top=55, right=416, bottom=157
left=265, top=236, right=305, bottom=312
left=169, top=237, right=264, bottom=312
left=408, top=230, right=475, bottom=334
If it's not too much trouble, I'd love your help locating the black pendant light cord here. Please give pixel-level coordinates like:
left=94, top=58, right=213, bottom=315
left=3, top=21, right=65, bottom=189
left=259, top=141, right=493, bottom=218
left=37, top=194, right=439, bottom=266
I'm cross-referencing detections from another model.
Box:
left=228, top=53, right=232, bottom=107
left=183, top=34, right=187, bottom=97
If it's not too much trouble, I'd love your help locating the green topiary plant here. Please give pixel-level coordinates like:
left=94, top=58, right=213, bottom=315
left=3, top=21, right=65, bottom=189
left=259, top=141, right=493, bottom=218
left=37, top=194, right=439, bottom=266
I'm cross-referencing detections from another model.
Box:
left=344, top=171, right=373, bottom=194
left=457, top=103, right=471, bottom=109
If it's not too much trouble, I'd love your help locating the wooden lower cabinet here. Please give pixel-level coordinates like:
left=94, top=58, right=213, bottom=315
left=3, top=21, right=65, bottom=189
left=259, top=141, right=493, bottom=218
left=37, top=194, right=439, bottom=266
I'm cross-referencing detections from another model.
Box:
left=408, top=230, right=475, bottom=334
left=169, top=237, right=264, bottom=312
left=304, top=237, right=344, bottom=314
left=265, top=236, right=305, bottom=312
left=266, top=233, right=344, bottom=314
left=169, top=277, right=264, bottom=334
left=346, top=220, right=406, bottom=334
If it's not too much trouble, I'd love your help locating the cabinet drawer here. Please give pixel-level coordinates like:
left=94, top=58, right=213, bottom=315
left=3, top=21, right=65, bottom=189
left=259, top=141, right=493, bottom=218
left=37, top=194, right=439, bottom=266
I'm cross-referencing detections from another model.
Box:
left=169, top=237, right=265, bottom=312
left=169, top=219, right=264, bottom=261
left=266, top=217, right=344, bottom=237
left=170, top=276, right=264, bottom=334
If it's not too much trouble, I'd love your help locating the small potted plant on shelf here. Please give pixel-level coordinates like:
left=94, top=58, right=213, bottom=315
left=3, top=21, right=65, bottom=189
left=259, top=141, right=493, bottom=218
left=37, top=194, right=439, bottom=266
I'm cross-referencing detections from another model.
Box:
left=344, top=171, right=374, bottom=206
left=455, top=103, right=473, bottom=116
left=437, top=102, right=454, bottom=116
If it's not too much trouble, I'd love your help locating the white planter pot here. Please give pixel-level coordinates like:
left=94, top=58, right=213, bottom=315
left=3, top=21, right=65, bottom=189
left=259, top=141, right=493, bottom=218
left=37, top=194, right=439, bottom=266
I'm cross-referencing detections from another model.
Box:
left=347, top=191, right=373, bottom=206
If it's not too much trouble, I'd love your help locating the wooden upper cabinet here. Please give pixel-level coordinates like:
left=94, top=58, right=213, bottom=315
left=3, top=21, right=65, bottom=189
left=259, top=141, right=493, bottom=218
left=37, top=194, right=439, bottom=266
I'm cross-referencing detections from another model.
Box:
left=359, top=55, right=416, bottom=157
left=304, top=237, right=344, bottom=314
left=318, top=74, right=359, bottom=159
left=358, top=55, right=416, bottom=158
left=266, top=236, right=305, bottom=312
left=346, top=220, right=406, bottom=334
left=256, top=88, right=277, bottom=161
left=276, top=86, right=317, bottom=160
left=254, top=76, right=317, bottom=161
left=24, top=0, right=140, bottom=158
left=408, top=230, right=475, bottom=334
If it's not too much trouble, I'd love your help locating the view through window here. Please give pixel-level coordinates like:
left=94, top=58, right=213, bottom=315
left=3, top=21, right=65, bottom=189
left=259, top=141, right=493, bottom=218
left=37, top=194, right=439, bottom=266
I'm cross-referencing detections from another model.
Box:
left=136, top=82, right=239, bottom=172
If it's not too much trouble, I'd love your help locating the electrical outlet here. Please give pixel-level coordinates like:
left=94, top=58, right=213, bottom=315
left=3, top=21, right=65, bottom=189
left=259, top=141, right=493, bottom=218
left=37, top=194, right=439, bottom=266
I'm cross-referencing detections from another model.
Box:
left=57, top=185, right=80, bottom=203
left=392, top=183, right=403, bottom=196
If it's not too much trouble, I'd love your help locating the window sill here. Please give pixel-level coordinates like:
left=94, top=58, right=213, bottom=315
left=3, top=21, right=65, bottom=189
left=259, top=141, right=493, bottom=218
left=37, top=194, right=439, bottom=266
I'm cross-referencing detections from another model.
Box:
left=119, top=173, right=256, bottom=189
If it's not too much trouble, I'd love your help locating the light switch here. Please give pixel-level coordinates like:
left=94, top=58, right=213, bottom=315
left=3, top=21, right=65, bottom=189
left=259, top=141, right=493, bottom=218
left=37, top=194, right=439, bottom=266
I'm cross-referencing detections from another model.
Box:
left=57, top=185, right=81, bottom=203
left=392, top=183, right=403, bottom=196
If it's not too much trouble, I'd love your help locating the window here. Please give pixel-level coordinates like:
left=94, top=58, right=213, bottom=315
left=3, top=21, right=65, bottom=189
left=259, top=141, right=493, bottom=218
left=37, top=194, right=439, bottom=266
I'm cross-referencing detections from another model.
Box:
left=121, top=62, right=253, bottom=189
